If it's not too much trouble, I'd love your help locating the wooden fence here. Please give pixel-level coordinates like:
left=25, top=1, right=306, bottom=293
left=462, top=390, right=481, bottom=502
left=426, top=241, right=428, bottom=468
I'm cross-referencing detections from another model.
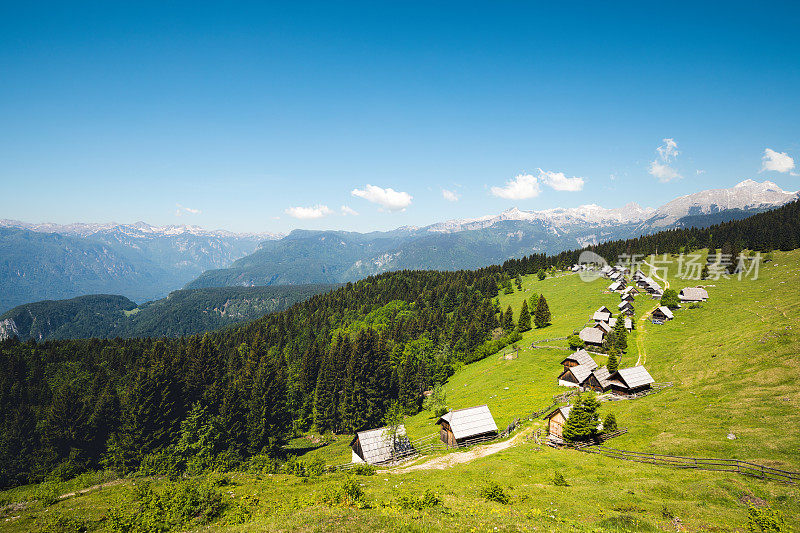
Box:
left=578, top=445, right=800, bottom=484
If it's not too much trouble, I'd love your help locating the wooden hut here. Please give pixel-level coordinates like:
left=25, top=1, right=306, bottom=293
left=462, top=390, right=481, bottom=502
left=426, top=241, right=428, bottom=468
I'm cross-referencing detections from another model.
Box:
left=558, top=363, right=596, bottom=388
left=620, top=292, right=635, bottom=303
left=607, top=366, right=654, bottom=396
left=585, top=366, right=613, bottom=392
left=594, top=321, right=612, bottom=334
left=579, top=327, right=604, bottom=347
left=437, top=405, right=498, bottom=447
left=560, top=349, right=598, bottom=372
left=679, top=287, right=709, bottom=302
left=546, top=405, right=572, bottom=440
left=593, top=310, right=611, bottom=322
left=350, top=425, right=415, bottom=465
left=651, top=306, right=674, bottom=321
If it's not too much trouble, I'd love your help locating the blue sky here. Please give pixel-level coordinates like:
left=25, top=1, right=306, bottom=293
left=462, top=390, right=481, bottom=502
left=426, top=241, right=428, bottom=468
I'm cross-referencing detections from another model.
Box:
left=1, top=1, right=798, bottom=233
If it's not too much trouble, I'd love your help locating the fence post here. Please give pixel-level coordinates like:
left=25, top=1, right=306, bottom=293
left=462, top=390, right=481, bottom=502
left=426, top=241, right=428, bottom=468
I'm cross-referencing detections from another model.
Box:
left=761, top=465, right=765, bottom=480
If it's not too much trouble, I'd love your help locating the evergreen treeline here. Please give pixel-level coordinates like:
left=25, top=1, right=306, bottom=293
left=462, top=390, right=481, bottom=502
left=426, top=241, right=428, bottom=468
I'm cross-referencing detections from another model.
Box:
left=1, top=200, right=798, bottom=489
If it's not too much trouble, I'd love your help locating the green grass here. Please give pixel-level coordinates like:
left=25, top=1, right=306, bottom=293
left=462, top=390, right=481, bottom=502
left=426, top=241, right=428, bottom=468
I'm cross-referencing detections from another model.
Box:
left=3, top=249, right=799, bottom=532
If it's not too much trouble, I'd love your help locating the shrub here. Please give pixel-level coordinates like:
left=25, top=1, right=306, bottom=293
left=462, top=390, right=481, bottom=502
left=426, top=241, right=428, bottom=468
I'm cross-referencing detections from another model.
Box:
left=223, top=494, right=260, bottom=525
left=107, top=478, right=225, bottom=532
left=567, top=335, right=585, bottom=350
left=322, top=477, right=368, bottom=508
left=283, top=456, right=307, bottom=477
left=248, top=454, right=280, bottom=475
left=136, top=448, right=184, bottom=479
left=37, top=513, right=91, bottom=533
left=34, top=480, right=61, bottom=507
left=603, top=413, right=618, bottom=433
left=478, top=481, right=510, bottom=504
left=553, top=472, right=568, bottom=486
left=305, top=456, right=327, bottom=477
left=747, top=506, right=787, bottom=532
left=397, top=489, right=443, bottom=510
left=660, top=289, right=680, bottom=309
left=350, top=463, right=375, bottom=476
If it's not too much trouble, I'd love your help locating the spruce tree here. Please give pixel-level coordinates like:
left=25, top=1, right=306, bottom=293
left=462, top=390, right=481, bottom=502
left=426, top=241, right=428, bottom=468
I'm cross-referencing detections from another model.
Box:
left=607, top=350, right=619, bottom=373
left=562, top=394, right=601, bottom=442
left=502, top=305, right=515, bottom=331
left=537, top=269, right=546, bottom=281
left=613, top=317, right=627, bottom=352
left=534, top=295, right=551, bottom=328
left=603, top=412, right=618, bottom=433
left=517, top=300, right=532, bottom=332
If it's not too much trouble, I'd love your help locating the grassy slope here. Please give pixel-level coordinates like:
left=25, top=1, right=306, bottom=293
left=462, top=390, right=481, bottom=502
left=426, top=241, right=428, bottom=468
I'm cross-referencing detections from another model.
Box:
left=2, top=250, right=799, bottom=532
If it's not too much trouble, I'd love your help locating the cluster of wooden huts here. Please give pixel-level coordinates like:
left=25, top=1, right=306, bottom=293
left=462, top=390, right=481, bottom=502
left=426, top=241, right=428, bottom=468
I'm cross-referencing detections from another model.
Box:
left=350, top=405, right=499, bottom=465
left=556, top=349, right=653, bottom=396
left=578, top=304, right=633, bottom=348
left=632, top=270, right=663, bottom=297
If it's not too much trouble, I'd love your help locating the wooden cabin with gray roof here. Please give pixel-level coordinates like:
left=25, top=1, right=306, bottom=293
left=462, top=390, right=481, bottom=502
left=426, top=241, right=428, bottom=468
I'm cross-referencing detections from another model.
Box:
left=679, top=287, right=709, bottom=302
left=545, top=405, right=571, bottom=440
left=651, top=306, right=674, bottom=321
left=579, top=326, right=604, bottom=347
left=558, top=363, right=596, bottom=388
left=437, top=405, right=498, bottom=447
left=350, top=425, right=415, bottom=465
left=560, top=349, right=598, bottom=372
left=606, top=366, right=655, bottom=396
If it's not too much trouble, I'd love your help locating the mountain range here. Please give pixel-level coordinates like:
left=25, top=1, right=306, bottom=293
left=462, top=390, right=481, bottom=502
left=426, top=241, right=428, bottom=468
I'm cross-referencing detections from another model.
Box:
left=2, top=179, right=797, bottom=312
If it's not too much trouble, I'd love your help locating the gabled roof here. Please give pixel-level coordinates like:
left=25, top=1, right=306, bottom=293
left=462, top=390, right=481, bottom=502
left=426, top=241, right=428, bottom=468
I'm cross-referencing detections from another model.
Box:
left=594, top=321, right=612, bottom=333
left=654, top=306, right=674, bottom=319
left=592, top=366, right=613, bottom=388
left=579, top=327, right=604, bottom=344
left=565, top=364, right=594, bottom=384
left=632, top=269, right=645, bottom=279
left=610, top=366, right=655, bottom=389
left=621, top=292, right=635, bottom=301
left=622, top=285, right=639, bottom=294
left=679, top=287, right=709, bottom=301
left=351, top=425, right=410, bottom=464
left=437, top=405, right=498, bottom=440
left=593, top=311, right=611, bottom=322
left=596, top=306, right=612, bottom=314
left=624, top=317, right=633, bottom=330
left=618, top=300, right=634, bottom=309
left=546, top=405, right=572, bottom=420
left=608, top=317, right=617, bottom=328
left=560, top=349, right=598, bottom=370
left=608, top=281, right=622, bottom=291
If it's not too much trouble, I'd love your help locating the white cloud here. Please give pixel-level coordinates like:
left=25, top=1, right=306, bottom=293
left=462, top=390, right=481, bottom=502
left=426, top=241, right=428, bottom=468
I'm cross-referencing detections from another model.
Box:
left=760, top=148, right=795, bottom=174
left=340, top=205, right=359, bottom=216
left=538, top=169, right=585, bottom=191
left=284, top=205, right=333, bottom=219
left=442, top=188, right=460, bottom=202
left=175, top=203, right=201, bottom=216
left=351, top=184, right=413, bottom=211
left=649, top=138, right=682, bottom=182
left=696, top=169, right=706, bottom=175
left=490, top=173, right=541, bottom=199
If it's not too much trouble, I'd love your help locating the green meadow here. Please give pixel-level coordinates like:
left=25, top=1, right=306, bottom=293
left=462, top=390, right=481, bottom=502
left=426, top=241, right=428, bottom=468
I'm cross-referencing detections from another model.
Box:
left=2, top=250, right=799, bottom=532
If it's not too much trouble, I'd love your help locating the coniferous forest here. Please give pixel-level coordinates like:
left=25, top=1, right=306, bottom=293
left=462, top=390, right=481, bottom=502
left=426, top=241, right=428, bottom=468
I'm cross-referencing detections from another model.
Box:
left=1, top=200, right=798, bottom=489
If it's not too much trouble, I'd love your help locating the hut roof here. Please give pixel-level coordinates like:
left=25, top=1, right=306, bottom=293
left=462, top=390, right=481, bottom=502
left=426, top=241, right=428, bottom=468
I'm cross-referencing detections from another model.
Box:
left=560, top=349, right=598, bottom=370
left=680, top=287, right=709, bottom=301
left=655, top=306, right=674, bottom=319
left=596, top=306, right=612, bottom=314
left=593, top=311, right=611, bottom=322
left=437, top=405, right=498, bottom=440
left=567, top=364, right=595, bottom=384
left=610, top=366, right=655, bottom=389
left=618, top=300, right=634, bottom=309
left=350, top=425, right=409, bottom=464
left=608, top=281, right=623, bottom=291
left=546, top=405, right=572, bottom=420
left=579, top=327, right=604, bottom=344
left=592, top=366, right=613, bottom=388
left=595, top=321, right=612, bottom=333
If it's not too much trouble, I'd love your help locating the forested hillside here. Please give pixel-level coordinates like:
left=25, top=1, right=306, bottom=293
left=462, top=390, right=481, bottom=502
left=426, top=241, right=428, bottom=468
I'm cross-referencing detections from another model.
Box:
left=0, top=285, right=337, bottom=341
left=1, top=200, right=797, bottom=491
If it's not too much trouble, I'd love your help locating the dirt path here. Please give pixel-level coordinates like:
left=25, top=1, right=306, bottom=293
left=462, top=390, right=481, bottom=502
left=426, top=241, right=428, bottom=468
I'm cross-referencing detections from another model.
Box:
left=386, top=429, right=531, bottom=474
left=57, top=479, right=124, bottom=500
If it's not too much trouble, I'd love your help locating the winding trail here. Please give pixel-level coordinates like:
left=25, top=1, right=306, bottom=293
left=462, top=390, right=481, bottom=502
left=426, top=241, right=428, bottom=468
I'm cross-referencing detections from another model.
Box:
left=385, top=429, right=531, bottom=474
left=634, top=260, right=670, bottom=366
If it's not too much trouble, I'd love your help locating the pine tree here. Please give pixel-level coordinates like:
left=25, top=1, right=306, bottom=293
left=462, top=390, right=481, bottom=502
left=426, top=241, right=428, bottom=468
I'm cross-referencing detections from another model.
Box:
left=562, top=394, right=601, bottom=442
left=528, top=292, right=539, bottom=309
left=607, top=350, right=619, bottom=373
left=502, top=305, right=515, bottom=331
left=534, top=295, right=551, bottom=328
left=537, top=269, right=546, bottom=281
left=514, top=274, right=523, bottom=290
left=603, top=412, right=618, bottom=433
left=613, top=317, right=627, bottom=353
left=517, top=300, right=531, bottom=332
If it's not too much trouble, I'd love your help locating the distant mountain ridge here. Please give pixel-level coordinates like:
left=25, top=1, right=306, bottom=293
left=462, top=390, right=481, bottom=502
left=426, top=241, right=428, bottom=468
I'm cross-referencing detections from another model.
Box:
left=3, top=179, right=797, bottom=310
left=189, top=180, right=798, bottom=289
left=0, top=284, right=335, bottom=341
left=0, top=222, right=281, bottom=312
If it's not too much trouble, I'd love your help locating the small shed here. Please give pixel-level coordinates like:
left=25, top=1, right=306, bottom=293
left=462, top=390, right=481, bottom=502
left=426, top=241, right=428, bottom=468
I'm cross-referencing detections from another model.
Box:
left=579, top=327, right=604, bottom=346
left=607, top=366, right=655, bottom=396
left=593, top=311, right=611, bottom=322
left=560, top=349, right=598, bottom=371
left=558, top=363, right=595, bottom=388
left=437, top=405, right=498, bottom=446
left=546, top=405, right=572, bottom=440
left=652, top=306, right=674, bottom=321
left=586, top=366, right=613, bottom=392
left=596, top=306, right=612, bottom=314
left=350, top=425, right=414, bottom=465
left=620, top=292, right=635, bottom=303
left=679, top=287, right=709, bottom=302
